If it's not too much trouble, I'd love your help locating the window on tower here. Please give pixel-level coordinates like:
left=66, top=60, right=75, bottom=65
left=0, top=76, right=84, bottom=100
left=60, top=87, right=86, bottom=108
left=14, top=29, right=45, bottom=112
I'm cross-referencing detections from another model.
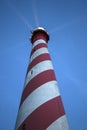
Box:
left=22, top=124, right=26, bottom=130
left=31, top=70, right=33, bottom=75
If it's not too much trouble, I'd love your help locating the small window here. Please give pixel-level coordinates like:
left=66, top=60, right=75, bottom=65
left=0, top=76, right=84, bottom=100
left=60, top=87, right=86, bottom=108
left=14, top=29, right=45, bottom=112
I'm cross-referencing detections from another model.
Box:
left=31, top=70, right=33, bottom=75
left=33, top=48, right=36, bottom=52
left=22, top=124, right=26, bottom=130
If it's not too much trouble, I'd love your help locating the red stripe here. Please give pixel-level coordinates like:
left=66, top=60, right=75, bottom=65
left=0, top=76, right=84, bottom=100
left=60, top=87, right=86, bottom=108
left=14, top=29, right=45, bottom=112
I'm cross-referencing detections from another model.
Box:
left=27, top=54, right=51, bottom=73
left=18, top=96, right=65, bottom=130
left=31, top=32, right=49, bottom=43
left=30, top=43, right=47, bottom=57
left=20, top=70, right=56, bottom=106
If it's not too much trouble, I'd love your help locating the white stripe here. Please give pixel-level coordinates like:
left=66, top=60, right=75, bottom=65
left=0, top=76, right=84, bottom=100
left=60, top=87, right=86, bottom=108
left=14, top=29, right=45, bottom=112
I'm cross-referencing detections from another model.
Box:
left=46, top=115, right=70, bottom=130
left=30, top=47, right=49, bottom=63
left=24, top=60, right=53, bottom=88
left=33, top=39, right=46, bottom=48
left=15, top=81, right=60, bottom=130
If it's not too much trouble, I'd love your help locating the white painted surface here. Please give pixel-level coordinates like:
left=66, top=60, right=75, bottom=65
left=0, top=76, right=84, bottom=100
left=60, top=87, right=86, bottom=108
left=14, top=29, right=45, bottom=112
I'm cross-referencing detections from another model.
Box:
left=15, top=81, right=60, bottom=130
left=46, top=115, right=70, bottom=130
left=32, top=39, right=46, bottom=48
left=30, top=47, right=49, bottom=63
left=24, top=60, right=53, bottom=88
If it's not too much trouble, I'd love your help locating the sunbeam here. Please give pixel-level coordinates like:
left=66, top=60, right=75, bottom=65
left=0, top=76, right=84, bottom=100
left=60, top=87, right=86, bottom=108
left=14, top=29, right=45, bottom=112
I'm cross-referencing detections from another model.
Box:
left=50, top=16, right=83, bottom=34
left=7, top=1, right=33, bottom=30
left=32, top=0, right=40, bottom=27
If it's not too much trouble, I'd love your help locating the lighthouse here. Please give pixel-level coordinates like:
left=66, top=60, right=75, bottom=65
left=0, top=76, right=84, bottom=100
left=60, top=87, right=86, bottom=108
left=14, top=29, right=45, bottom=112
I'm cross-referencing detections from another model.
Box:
left=15, top=27, right=70, bottom=130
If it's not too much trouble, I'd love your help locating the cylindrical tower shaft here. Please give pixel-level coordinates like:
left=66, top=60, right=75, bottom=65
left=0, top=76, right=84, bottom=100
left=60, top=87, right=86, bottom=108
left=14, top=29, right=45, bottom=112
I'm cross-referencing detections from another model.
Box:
left=15, top=27, right=70, bottom=130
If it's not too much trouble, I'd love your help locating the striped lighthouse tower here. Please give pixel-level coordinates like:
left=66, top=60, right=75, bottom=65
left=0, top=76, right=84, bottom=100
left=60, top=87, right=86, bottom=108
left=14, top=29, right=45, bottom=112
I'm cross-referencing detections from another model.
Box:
left=15, top=27, right=70, bottom=130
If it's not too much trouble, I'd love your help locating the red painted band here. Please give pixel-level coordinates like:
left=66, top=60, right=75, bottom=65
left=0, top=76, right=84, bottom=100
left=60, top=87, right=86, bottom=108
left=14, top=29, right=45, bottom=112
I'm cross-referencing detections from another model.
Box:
left=31, top=33, right=49, bottom=43
left=27, top=53, right=51, bottom=73
left=20, top=70, right=56, bottom=106
left=30, top=43, right=48, bottom=57
left=18, top=96, right=65, bottom=130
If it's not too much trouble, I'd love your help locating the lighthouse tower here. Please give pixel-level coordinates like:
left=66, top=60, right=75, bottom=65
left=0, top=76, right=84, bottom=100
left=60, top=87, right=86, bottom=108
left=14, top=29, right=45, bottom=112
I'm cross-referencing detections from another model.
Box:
left=15, top=27, right=70, bottom=130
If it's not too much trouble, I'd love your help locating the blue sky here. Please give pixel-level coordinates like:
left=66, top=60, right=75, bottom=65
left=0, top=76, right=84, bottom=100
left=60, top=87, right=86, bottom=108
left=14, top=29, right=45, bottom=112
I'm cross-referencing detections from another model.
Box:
left=0, top=0, right=87, bottom=130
